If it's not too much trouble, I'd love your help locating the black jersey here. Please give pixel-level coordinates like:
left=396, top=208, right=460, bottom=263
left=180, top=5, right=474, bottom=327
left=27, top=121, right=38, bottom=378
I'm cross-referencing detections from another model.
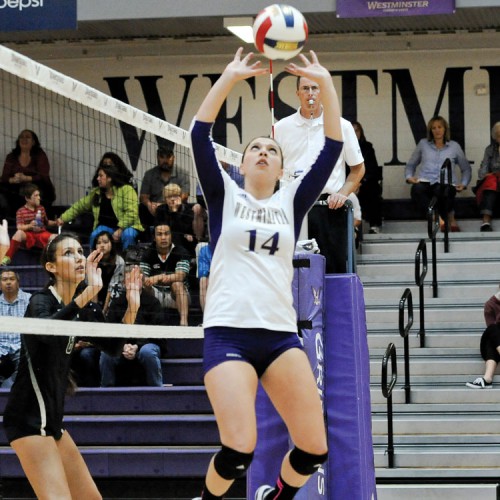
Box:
left=3, top=288, right=116, bottom=442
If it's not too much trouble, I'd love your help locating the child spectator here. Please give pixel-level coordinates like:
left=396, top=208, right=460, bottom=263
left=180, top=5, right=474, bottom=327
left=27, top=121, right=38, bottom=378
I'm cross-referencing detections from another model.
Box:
left=1, top=183, right=59, bottom=266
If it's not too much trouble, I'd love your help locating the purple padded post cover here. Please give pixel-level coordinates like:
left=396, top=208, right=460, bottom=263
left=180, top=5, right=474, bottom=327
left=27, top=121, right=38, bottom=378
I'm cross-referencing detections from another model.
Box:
left=247, top=254, right=327, bottom=499
left=323, top=274, right=377, bottom=500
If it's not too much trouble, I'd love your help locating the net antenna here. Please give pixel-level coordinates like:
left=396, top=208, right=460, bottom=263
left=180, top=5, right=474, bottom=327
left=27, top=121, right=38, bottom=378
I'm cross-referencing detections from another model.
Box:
left=269, top=60, right=275, bottom=139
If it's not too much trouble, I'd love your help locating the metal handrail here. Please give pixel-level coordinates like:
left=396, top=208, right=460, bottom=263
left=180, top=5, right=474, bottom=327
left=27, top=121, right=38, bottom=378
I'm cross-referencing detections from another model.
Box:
left=344, top=199, right=356, bottom=274
left=382, top=342, right=397, bottom=468
left=415, top=239, right=427, bottom=347
left=426, top=199, right=439, bottom=298
left=398, top=288, right=413, bottom=404
left=440, top=158, right=452, bottom=253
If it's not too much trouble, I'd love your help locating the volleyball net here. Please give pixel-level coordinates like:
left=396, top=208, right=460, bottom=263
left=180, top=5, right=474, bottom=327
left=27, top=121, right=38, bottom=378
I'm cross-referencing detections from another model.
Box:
left=0, top=44, right=241, bottom=208
left=0, top=43, right=245, bottom=330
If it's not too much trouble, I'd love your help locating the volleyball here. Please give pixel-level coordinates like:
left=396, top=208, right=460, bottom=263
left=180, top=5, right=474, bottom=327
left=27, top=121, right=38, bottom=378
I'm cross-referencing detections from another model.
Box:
left=253, top=4, right=308, bottom=61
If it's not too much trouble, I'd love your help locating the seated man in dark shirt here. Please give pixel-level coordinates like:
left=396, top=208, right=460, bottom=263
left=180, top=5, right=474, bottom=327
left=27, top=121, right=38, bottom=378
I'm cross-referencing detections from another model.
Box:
left=140, top=223, right=191, bottom=326
left=100, top=264, right=167, bottom=387
left=139, top=147, right=191, bottom=229
left=155, top=183, right=197, bottom=257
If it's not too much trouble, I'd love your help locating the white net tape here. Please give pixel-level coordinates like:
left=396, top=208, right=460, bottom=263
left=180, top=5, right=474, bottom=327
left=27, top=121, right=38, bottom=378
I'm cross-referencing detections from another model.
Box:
left=0, top=44, right=242, bottom=167
left=0, top=315, right=204, bottom=339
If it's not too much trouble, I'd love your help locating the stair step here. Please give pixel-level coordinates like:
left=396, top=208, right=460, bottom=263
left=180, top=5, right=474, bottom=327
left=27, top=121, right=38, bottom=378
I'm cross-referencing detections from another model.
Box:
left=376, top=483, right=499, bottom=500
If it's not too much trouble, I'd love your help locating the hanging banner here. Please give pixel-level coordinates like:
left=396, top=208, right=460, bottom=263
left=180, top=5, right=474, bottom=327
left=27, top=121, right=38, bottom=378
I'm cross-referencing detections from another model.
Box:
left=336, top=0, right=455, bottom=18
left=0, top=0, right=77, bottom=32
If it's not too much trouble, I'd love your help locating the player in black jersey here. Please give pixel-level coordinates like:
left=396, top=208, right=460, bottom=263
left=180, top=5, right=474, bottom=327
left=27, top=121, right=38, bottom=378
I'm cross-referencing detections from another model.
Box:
left=3, top=233, right=130, bottom=499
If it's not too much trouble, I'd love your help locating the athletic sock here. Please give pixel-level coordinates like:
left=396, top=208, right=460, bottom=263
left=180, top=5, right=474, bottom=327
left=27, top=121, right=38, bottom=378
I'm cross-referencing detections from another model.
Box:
left=266, top=475, right=300, bottom=500
left=5, top=239, right=21, bottom=259
left=200, top=484, right=224, bottom=500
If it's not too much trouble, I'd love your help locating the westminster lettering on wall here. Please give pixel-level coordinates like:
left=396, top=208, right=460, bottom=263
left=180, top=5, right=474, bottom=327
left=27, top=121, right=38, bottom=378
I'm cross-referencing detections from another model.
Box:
left=336, top=0, right=455, bottom=18
left=105, top=65, right=499, bottom=171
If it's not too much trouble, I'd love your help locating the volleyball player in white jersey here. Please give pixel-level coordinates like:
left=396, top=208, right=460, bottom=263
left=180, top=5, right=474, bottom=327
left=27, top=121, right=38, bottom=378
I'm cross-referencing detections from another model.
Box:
left=190, top=48, right=343, bottom=500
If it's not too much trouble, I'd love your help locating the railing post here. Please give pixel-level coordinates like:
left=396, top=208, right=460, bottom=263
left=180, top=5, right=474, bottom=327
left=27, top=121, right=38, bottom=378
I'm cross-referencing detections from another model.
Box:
left=382, top=342, right=398, bottom=469
left=415, top=239, right=428, bottom=348
left=440, top=159, right=452, bottom=254
left=427, top=201, right=439, bottom=298
left=399, top=288, right=413, bottom=404
left=344, top=199, right=356, bottom=274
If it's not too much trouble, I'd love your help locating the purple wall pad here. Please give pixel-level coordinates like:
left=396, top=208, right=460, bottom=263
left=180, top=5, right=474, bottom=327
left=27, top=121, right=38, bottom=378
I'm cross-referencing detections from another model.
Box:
left=248, top=265, right=377, bottom=499
left=248, top=254, right=327, bottom=499
left=324, top=274, right=377, bottom=500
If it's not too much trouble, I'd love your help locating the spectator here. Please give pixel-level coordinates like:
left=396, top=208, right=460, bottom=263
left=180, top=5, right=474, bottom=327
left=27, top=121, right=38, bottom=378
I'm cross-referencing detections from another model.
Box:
left=0, top=129, right=56, bottom=217
left=58, top=163, right=143, bottom=250
left=274, top=76, right=365, bottom=273
left=91, top=152, right=137, bottom=191
left=155, top=183, right=197, bottom=256
left=92, top=230, right=125, bottom=313
left=474, top=122, right=500, bottom=232
left=140, top=223, right=191, bottom=326
left=70, top=231, right=125, bottom=387
left=405, top=115, right=471, bottom=232
left=139, top=147, right=191, bottom=229
left=466, top=286, right=500, bottom=389
left=351, top=121, right=383, bottom=234
left=100, top=265, right=167, bottom=387
left=0, top=269, right=31, bottom=388
left=1, top=183, right=59, bottom=266
left=193, top=161, right=244, bottom=241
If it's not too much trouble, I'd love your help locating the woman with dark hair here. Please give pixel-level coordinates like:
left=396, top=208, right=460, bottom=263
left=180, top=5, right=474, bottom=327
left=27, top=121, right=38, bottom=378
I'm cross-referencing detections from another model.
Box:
left=91, top=152, right=136, bottom=190
left=190, top=48, right=342, bottom=500
left=2, top=232, right=130, bottom=499
left=91, top=230, right=125, bottom=312
left=58, top=162, right=143, bottom=250
left=351, top=121, right=383, bottom=234
left=405, top=115, right=471, bottom=232
left=0, top=129, right=56, bottom=215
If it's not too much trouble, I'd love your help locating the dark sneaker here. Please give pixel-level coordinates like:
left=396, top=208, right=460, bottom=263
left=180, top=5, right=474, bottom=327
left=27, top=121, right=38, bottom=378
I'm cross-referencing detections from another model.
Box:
left=466, top=377, right=492, bottom=389
left=255, top=485, right=274, bottom=500
left=369, top=226, right=380, bottom=234
left=480, top=223, right=492, bottom=232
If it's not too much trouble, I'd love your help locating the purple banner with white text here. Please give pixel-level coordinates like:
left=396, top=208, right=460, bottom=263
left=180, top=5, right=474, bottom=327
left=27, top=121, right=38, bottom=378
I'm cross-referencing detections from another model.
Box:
left=336, top=0, right=455, bottom=18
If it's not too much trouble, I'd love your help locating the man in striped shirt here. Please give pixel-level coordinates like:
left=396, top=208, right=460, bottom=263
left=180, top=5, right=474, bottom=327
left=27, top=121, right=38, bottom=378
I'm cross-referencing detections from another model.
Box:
left=140, top=223, right=191, bottom=326
left=0, top=269, right=31, bottom=388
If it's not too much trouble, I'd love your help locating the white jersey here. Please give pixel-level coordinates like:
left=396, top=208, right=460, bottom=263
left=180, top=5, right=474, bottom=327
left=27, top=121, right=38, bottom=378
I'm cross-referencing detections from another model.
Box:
left=190, top=120, right=343, bottom=332
left=274, top=111, right=364, bottom=194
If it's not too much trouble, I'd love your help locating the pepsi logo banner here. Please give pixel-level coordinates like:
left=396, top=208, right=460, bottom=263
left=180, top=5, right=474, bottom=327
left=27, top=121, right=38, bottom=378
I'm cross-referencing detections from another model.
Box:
left=337, top=0, right=455, bottom=18
left=0, top=0, right=77, bottom=32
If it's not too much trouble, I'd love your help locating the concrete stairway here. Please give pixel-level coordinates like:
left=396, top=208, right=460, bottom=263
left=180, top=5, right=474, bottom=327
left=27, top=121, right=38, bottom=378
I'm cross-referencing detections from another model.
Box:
left=358, top=219, right=500, bottom=498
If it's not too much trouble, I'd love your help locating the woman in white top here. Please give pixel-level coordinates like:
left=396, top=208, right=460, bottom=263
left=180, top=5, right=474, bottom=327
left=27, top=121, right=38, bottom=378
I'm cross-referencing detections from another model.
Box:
left=190, top=49, right=343, bottom=500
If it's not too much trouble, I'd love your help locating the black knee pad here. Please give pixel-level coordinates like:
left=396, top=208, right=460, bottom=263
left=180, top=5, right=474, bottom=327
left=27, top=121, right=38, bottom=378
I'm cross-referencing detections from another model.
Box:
left=289, top=446, right=328, bottom=476
left=213, top=445, right=254, bottom=480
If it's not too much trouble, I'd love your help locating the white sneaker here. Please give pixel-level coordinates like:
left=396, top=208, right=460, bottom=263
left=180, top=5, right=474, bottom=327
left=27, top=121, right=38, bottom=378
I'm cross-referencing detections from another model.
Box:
left=255, top=485, right=274, bottom=500
left=466, top=377, right=492, bottom=389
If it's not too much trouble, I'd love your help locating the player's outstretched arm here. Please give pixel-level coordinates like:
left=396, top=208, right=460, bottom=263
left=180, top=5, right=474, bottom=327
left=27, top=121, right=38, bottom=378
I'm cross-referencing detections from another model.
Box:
left=285, top=50, right=341, bottom=143
left=195, top=47, right=268, bottom=123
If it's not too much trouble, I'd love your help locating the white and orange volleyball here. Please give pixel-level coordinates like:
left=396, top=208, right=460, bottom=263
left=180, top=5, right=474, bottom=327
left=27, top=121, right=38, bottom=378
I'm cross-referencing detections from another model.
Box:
left=253, top=4, right=308, bottom=61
